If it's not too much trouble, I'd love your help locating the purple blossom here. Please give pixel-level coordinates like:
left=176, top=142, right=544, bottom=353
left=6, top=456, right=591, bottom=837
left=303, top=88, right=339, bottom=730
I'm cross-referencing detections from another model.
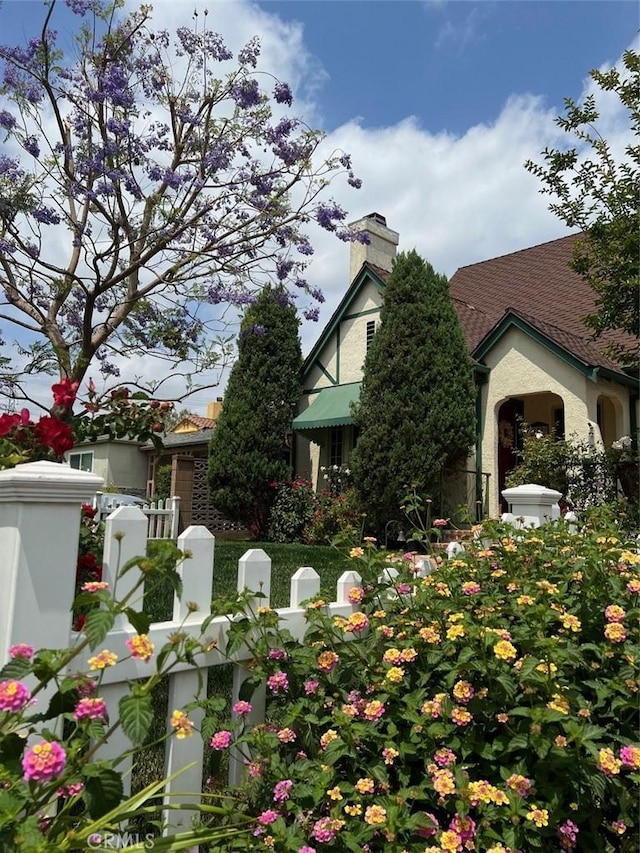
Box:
left=64, top=0, right=95, bottom=14
left=303, top=306, right=320, bottom=322
left=275, top=257, right=294, bottom=281
left=238, top=37, right=260, bottom=68
left=0, top=111, right=16, bottom=130
left=32, top=206, right=61, bottom=225
left=315, top=201, right=347, bottom=232
left=273, top=81, right=293, bottom=106
left=267, top=671, right=289, bottom=693
left=232, top=79, right=261, bottom=109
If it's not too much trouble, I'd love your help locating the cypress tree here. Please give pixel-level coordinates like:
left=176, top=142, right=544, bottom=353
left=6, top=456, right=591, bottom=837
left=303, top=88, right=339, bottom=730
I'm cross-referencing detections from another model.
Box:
left=209, top=285, right=302, bottom=536
left=350, top=250, right=475, bottom=530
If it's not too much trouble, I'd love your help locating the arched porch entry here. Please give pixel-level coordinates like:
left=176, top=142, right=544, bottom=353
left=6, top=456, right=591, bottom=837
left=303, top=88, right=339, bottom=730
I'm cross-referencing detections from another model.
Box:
left=596, top=394, right=621, bottom=448
left=497, top=392, right=565, bottom=511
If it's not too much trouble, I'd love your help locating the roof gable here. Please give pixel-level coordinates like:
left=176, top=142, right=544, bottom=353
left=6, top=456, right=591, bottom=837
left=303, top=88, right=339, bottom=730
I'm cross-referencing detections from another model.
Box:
left=449, top=233, right=634, bottom=374
left=302, top=262, right=389, bottom=383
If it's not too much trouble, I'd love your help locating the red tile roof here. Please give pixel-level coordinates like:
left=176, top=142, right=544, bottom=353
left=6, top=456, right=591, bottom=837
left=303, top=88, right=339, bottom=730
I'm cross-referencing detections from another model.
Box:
left=449, top=233, right=634, bottom=371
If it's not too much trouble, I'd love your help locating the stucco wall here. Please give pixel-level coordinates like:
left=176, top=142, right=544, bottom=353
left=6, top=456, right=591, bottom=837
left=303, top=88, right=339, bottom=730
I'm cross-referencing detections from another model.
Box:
left=481, top=328, right=632, bottom=516
left=69, top=441, right=148, bottom=495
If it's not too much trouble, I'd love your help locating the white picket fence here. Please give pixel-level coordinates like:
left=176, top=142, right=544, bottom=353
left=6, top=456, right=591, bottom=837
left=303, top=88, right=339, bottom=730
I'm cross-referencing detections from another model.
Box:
left=95, top=494, right=181, bottom=539
left=0, top=461, right=362, bottom=832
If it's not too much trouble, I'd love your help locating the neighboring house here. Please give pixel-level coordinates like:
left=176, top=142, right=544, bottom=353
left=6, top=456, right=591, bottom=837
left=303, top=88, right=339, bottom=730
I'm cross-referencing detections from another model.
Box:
left=66, top=437, right=148, bottom=497
left=67, top=398, right=246, bottom=535
left=293, top=214, right=638, bottom=518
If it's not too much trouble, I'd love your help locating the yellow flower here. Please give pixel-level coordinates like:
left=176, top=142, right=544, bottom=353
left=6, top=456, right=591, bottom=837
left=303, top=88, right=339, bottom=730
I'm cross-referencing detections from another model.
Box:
left=419, top=625, right=441, bottom=643
left=344, top=804, right=362, bottom=816
left=446, top=624, right=465, bottom=641
left=526, top=806, right=549, bottom=827
left=364, top=805, right=386, bottom=825
left=327, top=786, right=342, bottom=801
left=560, top=613, right=581, bottom=632
left=440, top=830, right=463, bottom=851
left=170, top=710, right=194, bottom=739
left=547, top=693, right=570, bottom=714
left=349, top=547, right=364, bottom=559
left=385, top=666, right=405, bottom=684
left=87, top=650, right=118, bottom=670
left=355, top=777, right=375, bottom=794
left=493, top=640, right=517, bottom=661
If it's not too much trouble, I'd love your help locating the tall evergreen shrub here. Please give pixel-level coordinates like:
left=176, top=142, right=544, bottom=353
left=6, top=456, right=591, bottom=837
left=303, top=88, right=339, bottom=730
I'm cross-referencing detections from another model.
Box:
left=208, top=286, right=302, bottom=536
left=350, top=250, right=475, bottom=530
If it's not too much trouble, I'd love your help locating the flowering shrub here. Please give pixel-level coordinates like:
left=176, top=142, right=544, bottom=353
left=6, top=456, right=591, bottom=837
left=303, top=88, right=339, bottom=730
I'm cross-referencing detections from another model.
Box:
left=213, top=519, right=639, bottom=852
left=0, top=541, right=251, bottom=851
left=268, top=478, right=319, bottom=543
left=304, top=486, right=364, bottom=545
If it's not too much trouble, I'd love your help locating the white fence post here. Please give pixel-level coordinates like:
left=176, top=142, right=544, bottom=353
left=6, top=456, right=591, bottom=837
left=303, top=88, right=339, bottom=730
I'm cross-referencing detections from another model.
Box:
left=163, top=526, right=214, bottom=832
left=501, top=483, right=563, bottom=527
left=97, top=506, right=150, bottom=797
left=229, top=549, right=271, bottom=788
left=0, top=461, right=103, bottom=665
left=290, top=567, right=320, bottom=607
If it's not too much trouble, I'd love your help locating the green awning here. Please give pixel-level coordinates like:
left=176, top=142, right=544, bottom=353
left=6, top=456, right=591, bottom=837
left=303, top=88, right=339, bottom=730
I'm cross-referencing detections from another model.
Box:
left=292, top=383, right=361, bottom=431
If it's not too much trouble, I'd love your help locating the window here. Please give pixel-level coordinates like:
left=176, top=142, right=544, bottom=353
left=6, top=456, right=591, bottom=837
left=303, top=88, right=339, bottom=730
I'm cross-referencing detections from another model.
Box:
left=366, top=320, right=376, bottom=350
left=68, top=451, right=93, bottom=472
left=329, top=427, right=343, bottom=468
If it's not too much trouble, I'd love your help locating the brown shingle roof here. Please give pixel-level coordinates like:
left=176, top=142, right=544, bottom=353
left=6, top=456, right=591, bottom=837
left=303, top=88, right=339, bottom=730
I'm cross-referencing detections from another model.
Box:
left=449, top=233, right=634, bottom=371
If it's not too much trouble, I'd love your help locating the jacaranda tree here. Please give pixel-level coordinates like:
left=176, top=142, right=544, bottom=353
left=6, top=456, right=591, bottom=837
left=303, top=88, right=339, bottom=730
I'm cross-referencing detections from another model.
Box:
left=0, top=0, right=363, bottom=412
left=208, top=284, right=302, bottom=536
left=349, top=250, right=476, bottom=531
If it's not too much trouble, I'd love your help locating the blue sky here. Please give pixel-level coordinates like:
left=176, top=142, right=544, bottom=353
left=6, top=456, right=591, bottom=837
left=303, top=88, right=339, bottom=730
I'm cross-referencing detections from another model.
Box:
left=261, top=1, right=638, bottom=134
left=0, top=0, right=637, bottom=411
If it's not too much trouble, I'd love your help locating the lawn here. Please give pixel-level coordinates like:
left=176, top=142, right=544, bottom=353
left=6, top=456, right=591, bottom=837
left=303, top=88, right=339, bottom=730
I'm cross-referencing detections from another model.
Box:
left=145, top=539, right=349, bottom=621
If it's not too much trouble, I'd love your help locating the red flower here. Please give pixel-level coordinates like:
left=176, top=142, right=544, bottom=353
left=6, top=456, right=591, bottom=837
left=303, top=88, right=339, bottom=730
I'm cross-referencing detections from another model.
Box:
left=34, top=417, right=74, bottom=456
left=52, top=379, right=79, bottom=409
left=0, top=410, right=30, bottom=437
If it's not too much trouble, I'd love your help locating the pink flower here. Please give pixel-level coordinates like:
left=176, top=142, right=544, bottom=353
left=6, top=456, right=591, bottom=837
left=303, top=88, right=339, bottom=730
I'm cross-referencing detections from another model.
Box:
left=298, top=848, right=317, bottom=853
left=210, top=730, right=233, bottom=750
left=312, top=817, right=339, bottom=843
left=73, top=697, right=107, bottom=721
left=273, top=779, right=293, bottom=802
left=22, top=740, right=66, bottom=782
left=433, top=518, right=449, bottom=527
left=277, top=727, right=296, bottom=743
left=461, top=581, right=481, bottom=595
left=450, top=813, right=476, bottom=844
left=267, top=671, right=289, bottom=693
left=557, top=819, right=579, bottom=850
left=8, top=644, right=35, bottom=660
left=268, top=648, right=288, bottom=660
left=0, top=680, right=31, bottom=712
left=620, top=745, right=640, bottom=769
left=81, top=581, right=109, bottom=593
left=232, top=700, right=252, bottom=716
left=257, top=809, right=279, bottom=826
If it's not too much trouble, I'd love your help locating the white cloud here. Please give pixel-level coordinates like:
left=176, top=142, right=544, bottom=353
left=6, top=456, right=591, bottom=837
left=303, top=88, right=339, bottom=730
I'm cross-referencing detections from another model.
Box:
left=6, top=1, right=637, bottom=416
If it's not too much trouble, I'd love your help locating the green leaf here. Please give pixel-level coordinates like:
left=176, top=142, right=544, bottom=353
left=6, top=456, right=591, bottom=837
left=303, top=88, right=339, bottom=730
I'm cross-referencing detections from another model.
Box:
left=84, top=608, right=115, bottom=649
left=0, top=657, right=31, bottom=680
left=83, top=767, right=124, bottom=819
left=124, top=607, right=151, bottom=635
left=119, top=694, right=154, bottom=745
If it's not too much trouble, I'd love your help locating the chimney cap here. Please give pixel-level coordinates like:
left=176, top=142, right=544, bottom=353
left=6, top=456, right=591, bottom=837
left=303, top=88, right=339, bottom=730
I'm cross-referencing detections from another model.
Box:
left=365, top=212, right=387, bottom=226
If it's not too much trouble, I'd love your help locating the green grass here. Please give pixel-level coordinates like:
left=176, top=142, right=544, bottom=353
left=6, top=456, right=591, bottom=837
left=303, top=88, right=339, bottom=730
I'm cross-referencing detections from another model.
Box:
left=145, top=539, right=349, bottom=622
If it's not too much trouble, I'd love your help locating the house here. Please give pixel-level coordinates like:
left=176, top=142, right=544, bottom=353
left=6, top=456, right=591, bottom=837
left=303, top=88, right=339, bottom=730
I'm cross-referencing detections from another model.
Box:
left=292, top=213, right=638, bottom=517
left=67, top=397, right=247, bottom=535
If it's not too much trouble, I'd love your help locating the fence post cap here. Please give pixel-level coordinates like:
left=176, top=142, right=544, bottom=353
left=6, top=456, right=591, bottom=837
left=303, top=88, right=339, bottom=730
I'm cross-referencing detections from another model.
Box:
left=0, top=460, right=103, bottom=502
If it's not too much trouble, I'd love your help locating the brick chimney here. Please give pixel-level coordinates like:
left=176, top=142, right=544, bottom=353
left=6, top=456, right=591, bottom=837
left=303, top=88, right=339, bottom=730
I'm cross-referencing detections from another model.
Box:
left=348, top=212, right=399, bottom=283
